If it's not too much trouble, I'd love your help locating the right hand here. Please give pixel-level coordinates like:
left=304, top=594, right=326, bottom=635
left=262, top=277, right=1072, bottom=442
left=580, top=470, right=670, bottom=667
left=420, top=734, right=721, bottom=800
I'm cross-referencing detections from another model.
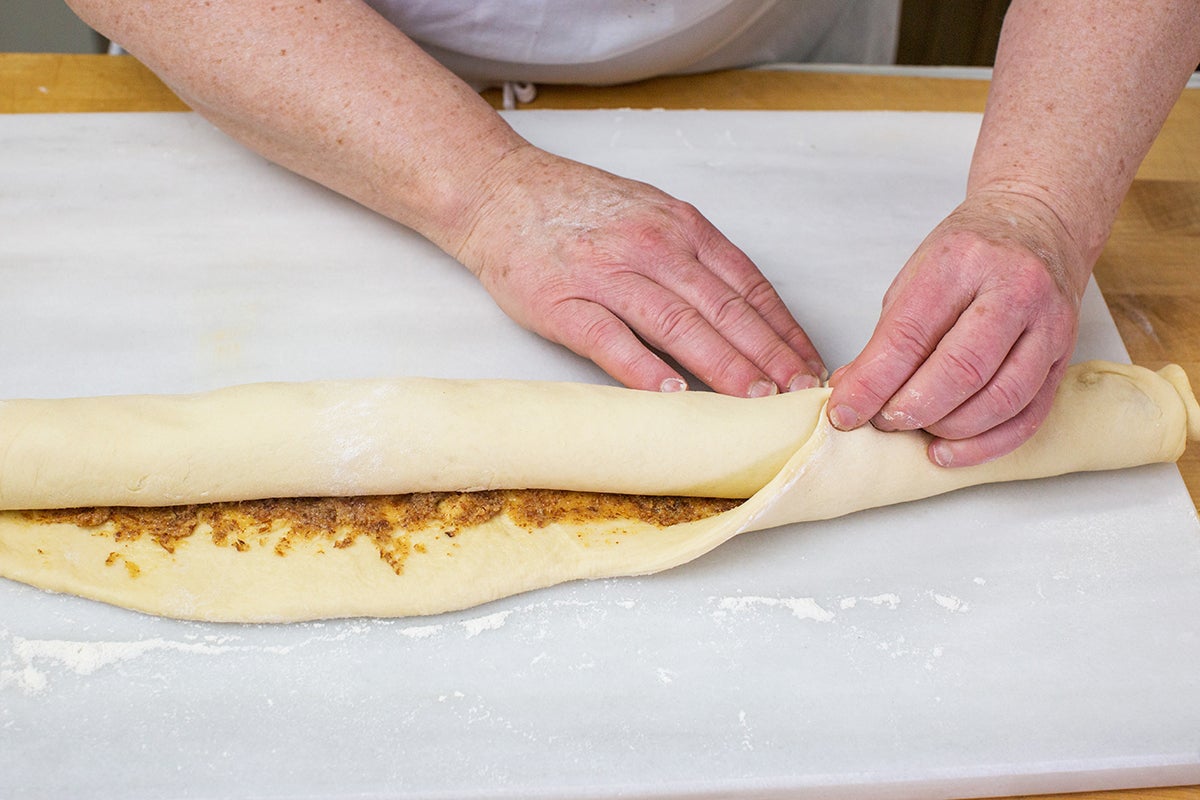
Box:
left=827, top=189, right=1087, bottom=467
left=452, top=144, right=825, bottom=397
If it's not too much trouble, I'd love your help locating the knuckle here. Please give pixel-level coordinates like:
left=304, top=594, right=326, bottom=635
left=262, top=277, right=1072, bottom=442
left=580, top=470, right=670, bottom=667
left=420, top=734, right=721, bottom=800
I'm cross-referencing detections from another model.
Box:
left=708, top=291, right=754, bottom=332
left=619, top=221, right=671, bottom=256
left=1006, top=269, right=1055, bottom=308
left=1020, top=383, right=1057, bottom=436
left=982, top=374, right=1029, bottom=422
left=703, top=290, right=803, bottom=380
left=704, top=348, right=750, bottom=389
left=743, top=277, right=785, bottom=313
left=572, top=311, right=626, bottom=357
left=840, top=373, right=894, bottom=410
left=751, top=339, right=804, bottom=382
left=667, top=198, right=705, bottom=225
left=1034, top=303, right=1080, bottom=340
left=925, top=416, right=972, bottom=441
left=929, top=384, right=1049, bottom=450
left=1013, top=412, right=1043, bottom=443
left=653, top=301, right=705, bottom=345
left=937, top=346, right=991, bottom=392
left=884, top=314, right=936, bottom=358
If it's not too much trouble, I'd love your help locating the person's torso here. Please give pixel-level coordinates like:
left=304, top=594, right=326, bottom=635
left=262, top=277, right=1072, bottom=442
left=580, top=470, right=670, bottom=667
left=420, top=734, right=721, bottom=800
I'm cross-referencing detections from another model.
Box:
left=365, top=0, right=899, bottom=86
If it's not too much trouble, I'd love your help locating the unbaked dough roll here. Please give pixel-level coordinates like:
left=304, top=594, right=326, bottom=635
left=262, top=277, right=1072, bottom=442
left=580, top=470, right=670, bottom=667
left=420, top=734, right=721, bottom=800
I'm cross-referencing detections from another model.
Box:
left=0, top=361, right=1195, bottom=622
left=0, top=362, right=1195, bottom=512
left=743, top=361, right=1198, bottom=533
left=0, top=378, right=827, bottom=509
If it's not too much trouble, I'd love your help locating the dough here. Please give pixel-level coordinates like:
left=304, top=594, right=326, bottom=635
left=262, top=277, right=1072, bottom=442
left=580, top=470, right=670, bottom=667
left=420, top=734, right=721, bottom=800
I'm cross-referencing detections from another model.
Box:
left=0, top=361, right=1195, bottom=622
left=0, top=376, right=827, bottom=508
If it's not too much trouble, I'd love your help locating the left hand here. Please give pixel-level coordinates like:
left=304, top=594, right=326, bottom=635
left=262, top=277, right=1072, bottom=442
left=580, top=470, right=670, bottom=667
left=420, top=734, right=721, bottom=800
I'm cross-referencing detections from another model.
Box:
left=453, top=144, right=825, bottom=397
left=827, top=190, right=1089, bottom=467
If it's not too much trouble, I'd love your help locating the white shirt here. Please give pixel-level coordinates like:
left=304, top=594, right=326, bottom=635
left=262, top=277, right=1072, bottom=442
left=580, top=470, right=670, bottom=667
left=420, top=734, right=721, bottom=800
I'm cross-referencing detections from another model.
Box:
left=364, top=0, right=900, bottom=86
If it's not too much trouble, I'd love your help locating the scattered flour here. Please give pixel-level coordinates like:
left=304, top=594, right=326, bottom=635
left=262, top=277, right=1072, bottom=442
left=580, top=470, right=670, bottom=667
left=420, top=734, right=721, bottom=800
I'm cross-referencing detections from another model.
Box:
left=718, top=592, right=907, bottom=623
left=397, top=623, right=444, bottom=639
left=931, top=593, right=970, bottom=613
left=1, top=635, right=294, bottom=695
left=0, top=665, right=47, bottom=695
left=737, top=709, right=754, bottom=751
left=861, top=593, right=901, bottom=610
left=14, top=636, right=292, bottom=676
left=459, top=609, right=513, bottom=638
left=714, top=595, right=834, bottom=623
left=3, top=586, right=972, bottom=698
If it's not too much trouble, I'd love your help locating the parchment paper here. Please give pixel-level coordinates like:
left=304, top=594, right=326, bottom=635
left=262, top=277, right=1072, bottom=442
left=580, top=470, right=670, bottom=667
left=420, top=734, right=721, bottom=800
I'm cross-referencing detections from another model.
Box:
left=1, top=110, right=1198, bottom=799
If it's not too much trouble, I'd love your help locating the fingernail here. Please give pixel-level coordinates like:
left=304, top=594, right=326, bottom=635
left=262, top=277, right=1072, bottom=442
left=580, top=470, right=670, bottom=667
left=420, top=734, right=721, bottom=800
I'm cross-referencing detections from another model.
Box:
left=829, top=404, right=860, bottom=430
left=930, top=441, right=953, bottom=467
left=747, top=379, right=778, bottom=398
left=808, top=361, right=829, bottom=382
left=660, top=377, right=688, bottom=393
left=787, top=373, right=821, bottom=392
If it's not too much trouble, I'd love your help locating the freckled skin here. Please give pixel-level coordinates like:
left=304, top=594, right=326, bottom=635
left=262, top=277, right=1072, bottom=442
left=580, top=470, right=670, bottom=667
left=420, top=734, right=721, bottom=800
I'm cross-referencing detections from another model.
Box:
left=62, top=0, right=823, bottom=400
left=829, top=0, right=1200, bottom=467
left=62, top=0, right=1200, bottom=448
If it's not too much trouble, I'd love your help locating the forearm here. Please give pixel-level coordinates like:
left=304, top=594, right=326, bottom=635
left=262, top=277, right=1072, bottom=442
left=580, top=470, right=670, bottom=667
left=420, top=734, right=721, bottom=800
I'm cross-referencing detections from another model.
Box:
left=66, top=0, right=826, bottom=398
left=969, top=0, right=1200, bottom=282
left=66, top=0, right=526, bottom=253
left=829, top=0, right=1198, bottom=465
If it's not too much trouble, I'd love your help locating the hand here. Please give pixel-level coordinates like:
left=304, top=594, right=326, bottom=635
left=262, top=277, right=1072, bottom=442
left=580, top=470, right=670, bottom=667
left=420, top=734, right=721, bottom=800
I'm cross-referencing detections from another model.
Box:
left=453, top=144, right=825, bottom=396
left=827, top=190, right=1089, bottom=467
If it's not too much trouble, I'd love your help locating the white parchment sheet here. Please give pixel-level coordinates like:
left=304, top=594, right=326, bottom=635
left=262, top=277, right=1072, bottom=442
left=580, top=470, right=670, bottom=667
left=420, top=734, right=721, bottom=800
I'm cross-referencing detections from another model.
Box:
left=1, top=111, right=1198, bottom=799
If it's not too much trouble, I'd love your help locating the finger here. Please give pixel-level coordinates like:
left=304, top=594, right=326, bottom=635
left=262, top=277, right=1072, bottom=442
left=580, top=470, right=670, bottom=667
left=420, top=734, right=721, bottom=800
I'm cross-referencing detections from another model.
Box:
left=870, top=299, right=1027, bottom=432
left=926, top=358, right=1068, bottom=468
left=544, top=298, right=688, bottom=393
left=639, top=297, right=783, bottom=397
left=610, top=275, right=784, bottom=397
left=693, top=229, right=826, bottom=379
left=827, top=278, right=970, bottom=430
left=922, top=330, right=1058, bottom=440
left=647, top=254, right=822, bottom=393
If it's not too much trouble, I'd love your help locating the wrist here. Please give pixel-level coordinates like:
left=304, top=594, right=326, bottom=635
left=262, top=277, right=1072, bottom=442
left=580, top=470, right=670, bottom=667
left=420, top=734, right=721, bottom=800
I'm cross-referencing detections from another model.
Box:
left=437, top=140, right=544, bottom=273
left=952, top=184, right=1096, bottom=300
left=380, top=112, right=534, bottom=261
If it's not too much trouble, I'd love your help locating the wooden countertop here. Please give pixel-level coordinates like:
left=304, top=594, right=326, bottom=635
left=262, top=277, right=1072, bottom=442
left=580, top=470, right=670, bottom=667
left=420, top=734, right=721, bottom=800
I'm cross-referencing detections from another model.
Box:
left=3, top=53, right=1198, bottom=800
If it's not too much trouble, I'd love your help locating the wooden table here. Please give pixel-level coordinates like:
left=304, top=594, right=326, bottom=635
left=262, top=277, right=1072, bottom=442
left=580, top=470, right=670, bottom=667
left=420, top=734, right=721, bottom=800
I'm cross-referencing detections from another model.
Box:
left=3, top=53, right=1198, bottom=800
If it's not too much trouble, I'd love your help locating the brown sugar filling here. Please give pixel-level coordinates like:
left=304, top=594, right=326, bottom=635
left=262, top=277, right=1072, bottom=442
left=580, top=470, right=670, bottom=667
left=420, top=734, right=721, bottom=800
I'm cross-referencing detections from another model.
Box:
left=23, top=490, right=741, bottom=576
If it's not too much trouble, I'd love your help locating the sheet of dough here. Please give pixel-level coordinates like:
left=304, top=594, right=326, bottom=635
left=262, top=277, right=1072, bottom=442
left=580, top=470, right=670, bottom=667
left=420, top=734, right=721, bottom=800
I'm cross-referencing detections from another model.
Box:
left=0, top=360, right=1195, bottom=622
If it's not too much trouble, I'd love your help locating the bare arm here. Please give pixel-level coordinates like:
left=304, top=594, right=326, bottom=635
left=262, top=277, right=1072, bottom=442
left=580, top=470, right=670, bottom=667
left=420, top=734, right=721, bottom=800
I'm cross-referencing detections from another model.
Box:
left=828, top=0, right=1200, bottom=466
left=969, top=0, right=1198, bottom=262
left=67, top=0, right=824, bottom=396
left=69, top=0, right=519, bottom=251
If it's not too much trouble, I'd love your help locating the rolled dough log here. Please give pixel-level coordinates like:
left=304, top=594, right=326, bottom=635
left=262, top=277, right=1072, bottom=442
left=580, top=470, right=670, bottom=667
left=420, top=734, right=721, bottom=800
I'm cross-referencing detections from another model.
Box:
left=0, top=361, right=1195, bottom=621
left=0, top=377, right=827, bottom=508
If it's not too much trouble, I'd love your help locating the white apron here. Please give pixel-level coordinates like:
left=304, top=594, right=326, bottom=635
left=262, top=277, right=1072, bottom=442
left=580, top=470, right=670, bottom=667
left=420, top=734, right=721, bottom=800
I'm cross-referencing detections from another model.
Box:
left=364, top=0, right=899, bottom=86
